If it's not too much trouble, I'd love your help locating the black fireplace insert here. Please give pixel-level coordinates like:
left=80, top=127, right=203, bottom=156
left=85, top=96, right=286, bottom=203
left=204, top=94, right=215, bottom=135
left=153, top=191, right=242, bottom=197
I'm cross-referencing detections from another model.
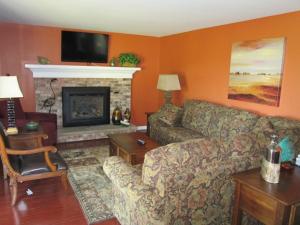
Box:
left=62, top=87, right=110, bottom=127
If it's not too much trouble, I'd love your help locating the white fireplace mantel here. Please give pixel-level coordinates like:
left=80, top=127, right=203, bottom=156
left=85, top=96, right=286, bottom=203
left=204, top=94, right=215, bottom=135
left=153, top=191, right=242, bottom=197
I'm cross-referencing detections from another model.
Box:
left=25, top=64, right=141, bottom=79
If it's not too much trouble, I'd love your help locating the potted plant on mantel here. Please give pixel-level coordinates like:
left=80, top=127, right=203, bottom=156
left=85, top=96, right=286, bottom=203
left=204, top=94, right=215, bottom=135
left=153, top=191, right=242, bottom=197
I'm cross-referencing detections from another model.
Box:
left=118, top=53, right=140, bottom=67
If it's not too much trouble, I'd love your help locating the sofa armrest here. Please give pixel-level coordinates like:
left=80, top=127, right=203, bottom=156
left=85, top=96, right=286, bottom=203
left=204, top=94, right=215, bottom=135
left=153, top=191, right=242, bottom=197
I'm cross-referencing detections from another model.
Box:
left=103, top=156, right=143, bottom=188
left=25, top=112, right=57, bottom=123
left=103, top=156, right=165, bottom=220
left=149, top=104, right=183, bottom=142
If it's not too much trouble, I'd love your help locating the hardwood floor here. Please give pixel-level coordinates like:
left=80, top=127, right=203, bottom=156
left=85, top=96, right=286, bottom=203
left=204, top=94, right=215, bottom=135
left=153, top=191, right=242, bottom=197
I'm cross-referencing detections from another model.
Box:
left=0, top=177, right=120, bottom=225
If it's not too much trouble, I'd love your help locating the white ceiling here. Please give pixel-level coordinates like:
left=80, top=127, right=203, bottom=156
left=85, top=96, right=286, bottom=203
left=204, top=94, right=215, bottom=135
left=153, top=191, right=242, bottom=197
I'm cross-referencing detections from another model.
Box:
left=0, top=0, right=299, bottom=37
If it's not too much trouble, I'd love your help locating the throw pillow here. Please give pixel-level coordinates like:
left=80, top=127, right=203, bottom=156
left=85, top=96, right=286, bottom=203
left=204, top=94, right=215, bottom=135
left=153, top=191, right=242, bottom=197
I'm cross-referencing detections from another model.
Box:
left=278, top=137, right=295, bottom=162
left=276, top=128, right=300, bottom=156
left=158, top=104, right=183, bottom=127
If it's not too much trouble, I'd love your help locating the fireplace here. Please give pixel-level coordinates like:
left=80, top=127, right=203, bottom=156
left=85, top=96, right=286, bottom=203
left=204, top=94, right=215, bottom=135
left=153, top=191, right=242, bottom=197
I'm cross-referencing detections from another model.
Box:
left=62, top=87, right=110, bottom=127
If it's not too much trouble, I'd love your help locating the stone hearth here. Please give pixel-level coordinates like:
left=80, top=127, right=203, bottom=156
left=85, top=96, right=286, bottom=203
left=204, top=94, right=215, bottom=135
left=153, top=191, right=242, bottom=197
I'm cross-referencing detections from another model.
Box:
left=57, top=124, right=136, bottom=143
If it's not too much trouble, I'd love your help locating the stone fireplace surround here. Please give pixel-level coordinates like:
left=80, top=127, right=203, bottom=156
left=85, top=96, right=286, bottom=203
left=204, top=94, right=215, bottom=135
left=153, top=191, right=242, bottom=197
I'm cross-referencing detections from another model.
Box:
left=26, top=64, right=141, bottom=143
left=34, top=77, right=131, bottom=127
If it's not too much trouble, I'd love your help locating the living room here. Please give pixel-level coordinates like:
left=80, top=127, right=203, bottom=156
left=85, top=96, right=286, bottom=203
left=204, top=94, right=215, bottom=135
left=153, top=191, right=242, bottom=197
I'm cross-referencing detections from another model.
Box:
left=0, top=1, right=300, bottom=225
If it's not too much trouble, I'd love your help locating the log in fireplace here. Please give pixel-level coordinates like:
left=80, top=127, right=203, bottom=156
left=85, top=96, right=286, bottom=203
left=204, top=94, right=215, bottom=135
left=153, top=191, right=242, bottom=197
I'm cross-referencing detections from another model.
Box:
left=62, top=87, right=110, bottom=127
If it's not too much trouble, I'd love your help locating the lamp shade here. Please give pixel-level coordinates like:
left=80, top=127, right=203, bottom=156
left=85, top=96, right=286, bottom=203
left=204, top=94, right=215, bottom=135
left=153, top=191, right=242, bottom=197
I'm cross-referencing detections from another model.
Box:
left=0, top=76, right=23, bottom=99
left=157, top=74, right=181, bottom=91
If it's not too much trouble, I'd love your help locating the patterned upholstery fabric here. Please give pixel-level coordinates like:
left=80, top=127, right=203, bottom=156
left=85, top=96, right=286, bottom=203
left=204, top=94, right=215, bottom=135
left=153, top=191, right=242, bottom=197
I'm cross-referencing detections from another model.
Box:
left=150, top=100, right=261, bottom=145
left=158, top=103, right=183, bottom=127
left=104, top=137, right=265, bottom=225
left=155, top=127, right=203, bottom=145
left=267, top=116, right=300, bottom=156
left=104, top=101, right=300, bottom=225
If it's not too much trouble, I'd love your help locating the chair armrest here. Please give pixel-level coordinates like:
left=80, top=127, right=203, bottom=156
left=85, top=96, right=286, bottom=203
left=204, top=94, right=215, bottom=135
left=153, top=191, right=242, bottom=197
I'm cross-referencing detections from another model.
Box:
left=6, top=146, right=57, bottom=155
left=25, top=112, right=57, bottom=123
left=6, top=146, right=58, bottom=172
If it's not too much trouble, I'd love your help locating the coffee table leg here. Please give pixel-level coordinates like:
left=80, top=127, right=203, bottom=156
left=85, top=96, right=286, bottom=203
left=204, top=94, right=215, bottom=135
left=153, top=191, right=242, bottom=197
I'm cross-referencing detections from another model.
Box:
left=232, top=183, right=242, bottom=225
left=109, top=141, right=117, bottom=156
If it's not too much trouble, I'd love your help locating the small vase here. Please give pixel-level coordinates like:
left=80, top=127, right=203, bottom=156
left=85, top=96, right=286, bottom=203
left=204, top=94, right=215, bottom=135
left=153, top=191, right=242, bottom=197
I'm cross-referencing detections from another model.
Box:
left=112, top=107, right=122, bottom=125
left=123, top=108, right=131, bottom=122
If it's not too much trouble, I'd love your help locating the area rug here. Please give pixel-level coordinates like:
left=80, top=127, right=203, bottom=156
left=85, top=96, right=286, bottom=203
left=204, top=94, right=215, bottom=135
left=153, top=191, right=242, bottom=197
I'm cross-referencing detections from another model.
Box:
left=59, top=146, right=114, bottom=224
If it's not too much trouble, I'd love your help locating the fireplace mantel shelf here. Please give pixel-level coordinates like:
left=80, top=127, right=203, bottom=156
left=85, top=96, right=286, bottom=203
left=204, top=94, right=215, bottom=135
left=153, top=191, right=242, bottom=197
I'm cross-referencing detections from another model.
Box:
left=25, top=64, right=141, bottom=79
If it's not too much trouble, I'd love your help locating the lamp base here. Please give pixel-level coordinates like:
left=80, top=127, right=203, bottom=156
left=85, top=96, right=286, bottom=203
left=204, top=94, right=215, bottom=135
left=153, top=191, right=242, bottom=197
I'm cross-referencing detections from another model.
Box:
left=163, top=91, right=173, bottom=105
left=6, top=127, right=18, bottom=135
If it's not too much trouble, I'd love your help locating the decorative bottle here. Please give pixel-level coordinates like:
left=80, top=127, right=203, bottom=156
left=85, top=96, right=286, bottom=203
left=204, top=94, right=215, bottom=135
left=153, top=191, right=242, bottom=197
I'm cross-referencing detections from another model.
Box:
left=112, top=106, right=122, bottom=125
left=123, top=108, right=131, bottom=122
left=260, top=134, right=281, bottom=183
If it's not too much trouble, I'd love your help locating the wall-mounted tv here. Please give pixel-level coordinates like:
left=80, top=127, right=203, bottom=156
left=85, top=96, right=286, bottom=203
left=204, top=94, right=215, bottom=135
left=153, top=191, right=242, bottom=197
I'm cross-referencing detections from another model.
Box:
left=61, top=31, right=109, bottom=63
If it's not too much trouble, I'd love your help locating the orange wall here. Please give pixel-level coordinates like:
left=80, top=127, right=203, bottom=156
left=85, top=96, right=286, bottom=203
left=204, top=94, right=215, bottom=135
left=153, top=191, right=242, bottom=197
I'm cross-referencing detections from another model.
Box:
left=0, top=23, right=161, bottom=125
left=1, top=11, right=300, bottom=125
left=160, top=11, right=300, bottom=120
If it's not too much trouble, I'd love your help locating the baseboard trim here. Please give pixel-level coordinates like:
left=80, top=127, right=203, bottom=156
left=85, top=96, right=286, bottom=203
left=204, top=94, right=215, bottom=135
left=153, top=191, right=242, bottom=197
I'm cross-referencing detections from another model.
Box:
left=136, top=126, right=147, bottom=131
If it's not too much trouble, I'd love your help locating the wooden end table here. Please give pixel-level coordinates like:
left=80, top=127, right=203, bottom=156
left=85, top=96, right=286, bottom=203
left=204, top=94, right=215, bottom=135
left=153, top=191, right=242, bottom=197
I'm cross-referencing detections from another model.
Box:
left=232, top=167, right=300, bottom=225
left=108, top=132, right=160, bottom=165
left=8, top=126, right=47, bottom=149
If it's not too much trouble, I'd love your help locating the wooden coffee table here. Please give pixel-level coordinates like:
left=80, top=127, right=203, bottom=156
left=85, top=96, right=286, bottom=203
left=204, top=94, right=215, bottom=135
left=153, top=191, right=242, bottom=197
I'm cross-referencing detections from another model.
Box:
left=108, top=132, right=160, bottom=165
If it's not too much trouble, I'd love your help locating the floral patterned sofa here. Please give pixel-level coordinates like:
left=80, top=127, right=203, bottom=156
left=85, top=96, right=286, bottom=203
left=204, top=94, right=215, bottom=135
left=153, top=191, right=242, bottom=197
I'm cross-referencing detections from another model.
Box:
left=103, top=100, right=300, bottom=225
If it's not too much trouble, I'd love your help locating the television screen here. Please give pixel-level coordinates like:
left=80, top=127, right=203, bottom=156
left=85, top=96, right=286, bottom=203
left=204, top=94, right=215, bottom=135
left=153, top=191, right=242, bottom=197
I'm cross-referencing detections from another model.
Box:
left=61, top=31, right=109, bottom=63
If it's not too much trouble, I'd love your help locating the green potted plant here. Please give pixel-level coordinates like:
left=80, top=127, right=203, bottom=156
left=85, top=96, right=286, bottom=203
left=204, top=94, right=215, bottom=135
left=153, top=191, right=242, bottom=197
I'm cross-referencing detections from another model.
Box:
left=118, top=53, right=140, bottom=67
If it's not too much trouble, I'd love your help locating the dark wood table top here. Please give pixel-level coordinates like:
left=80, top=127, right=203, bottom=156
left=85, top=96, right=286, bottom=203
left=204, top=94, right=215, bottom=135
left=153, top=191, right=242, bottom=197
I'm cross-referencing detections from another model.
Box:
left=233, top=167, right=300, bottom=205
left=108, top=132, right=160, bottom=155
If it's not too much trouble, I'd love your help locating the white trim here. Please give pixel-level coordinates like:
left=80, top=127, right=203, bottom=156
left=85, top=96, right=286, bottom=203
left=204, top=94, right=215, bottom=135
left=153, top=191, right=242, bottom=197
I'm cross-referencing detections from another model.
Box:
left=136, top=125, right=147, bottom=131
left=25, top=64, right=141, bottom=79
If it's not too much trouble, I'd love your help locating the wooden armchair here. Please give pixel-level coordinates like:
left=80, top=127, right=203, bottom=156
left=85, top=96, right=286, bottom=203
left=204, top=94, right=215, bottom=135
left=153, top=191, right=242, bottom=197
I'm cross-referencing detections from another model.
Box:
left=0, top=122, right=68, bottom=206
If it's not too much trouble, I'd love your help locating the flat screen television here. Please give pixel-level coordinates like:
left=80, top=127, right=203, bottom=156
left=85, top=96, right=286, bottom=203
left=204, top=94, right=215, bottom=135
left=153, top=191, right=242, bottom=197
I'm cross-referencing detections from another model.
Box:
left=61, top=31, right=109, bottom=63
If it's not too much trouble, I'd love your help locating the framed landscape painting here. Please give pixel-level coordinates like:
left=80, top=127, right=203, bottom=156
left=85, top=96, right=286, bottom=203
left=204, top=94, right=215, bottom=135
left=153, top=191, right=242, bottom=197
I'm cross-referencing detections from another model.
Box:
left=228, top=37, right=286, bottom=106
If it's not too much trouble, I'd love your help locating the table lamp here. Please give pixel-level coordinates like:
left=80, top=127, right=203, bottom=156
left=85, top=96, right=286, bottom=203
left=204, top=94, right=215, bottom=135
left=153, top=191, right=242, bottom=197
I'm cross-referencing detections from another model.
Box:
left=157, top=74, right=181, bottom=105
left=0, top=76, right=23, bottom=134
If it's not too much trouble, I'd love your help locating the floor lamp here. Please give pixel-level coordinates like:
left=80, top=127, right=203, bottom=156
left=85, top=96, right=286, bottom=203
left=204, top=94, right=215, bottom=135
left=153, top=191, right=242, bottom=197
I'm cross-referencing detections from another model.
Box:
left=157, top=74, right=181, bottom=106
left=0, top=76, right=23, bottom=135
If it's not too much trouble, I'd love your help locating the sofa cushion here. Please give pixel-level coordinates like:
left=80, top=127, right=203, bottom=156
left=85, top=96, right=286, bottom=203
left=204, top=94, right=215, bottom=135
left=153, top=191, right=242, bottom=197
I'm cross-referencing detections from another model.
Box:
left=182, top=100, right=259, bottom=139
left=19, top=152, right=67, bottom=176
left=142, top=138, right=220, bottom=198
left=208, top=106, right=259, bottom=140
left=276, top=128, right=300, bottom=156
left=158, top=127, right=203, bottom=144
left=267, top=116, right=300, bottom=129
left=181, top=100, right=216, bottom=136
left=267, top=116, right=300, bottom=156
left=157, top=104, right=183, bottom=127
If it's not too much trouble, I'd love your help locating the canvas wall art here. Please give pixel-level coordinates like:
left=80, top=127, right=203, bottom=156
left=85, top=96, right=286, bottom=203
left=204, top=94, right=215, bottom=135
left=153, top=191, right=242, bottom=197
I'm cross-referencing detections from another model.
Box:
left=228, top=37, right=285, bottom=106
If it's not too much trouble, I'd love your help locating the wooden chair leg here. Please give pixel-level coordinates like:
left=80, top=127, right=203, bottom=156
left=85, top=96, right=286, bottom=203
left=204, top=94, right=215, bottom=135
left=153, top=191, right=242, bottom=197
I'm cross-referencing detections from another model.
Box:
left=3, top=164, right=8, bottom=180
left=10, top=178, right=18, bottom=206
left=61, top=173, right=68, bottom=190
left=9, top=177, right=13, bottom=186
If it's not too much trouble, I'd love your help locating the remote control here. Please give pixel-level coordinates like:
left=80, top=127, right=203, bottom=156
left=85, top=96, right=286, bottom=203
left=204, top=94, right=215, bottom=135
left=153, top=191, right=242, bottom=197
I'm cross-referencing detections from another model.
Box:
left=137, top=139, right=146, bottom=145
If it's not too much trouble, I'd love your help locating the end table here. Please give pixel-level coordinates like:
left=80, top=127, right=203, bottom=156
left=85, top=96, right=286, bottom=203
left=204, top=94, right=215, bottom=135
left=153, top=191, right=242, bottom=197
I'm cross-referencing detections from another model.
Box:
left=8, top=126, right=47, bottom=149
left=232, top=167, right=300, bottom=225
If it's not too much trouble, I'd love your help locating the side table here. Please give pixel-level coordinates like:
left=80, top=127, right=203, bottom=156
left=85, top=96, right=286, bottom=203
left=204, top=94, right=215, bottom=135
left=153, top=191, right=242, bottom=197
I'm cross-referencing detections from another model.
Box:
left=145, top=112, right=155, bottom=136
left=8, top=126, right=47, bottom=149
left=232, top=168, right=300, bottom=225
